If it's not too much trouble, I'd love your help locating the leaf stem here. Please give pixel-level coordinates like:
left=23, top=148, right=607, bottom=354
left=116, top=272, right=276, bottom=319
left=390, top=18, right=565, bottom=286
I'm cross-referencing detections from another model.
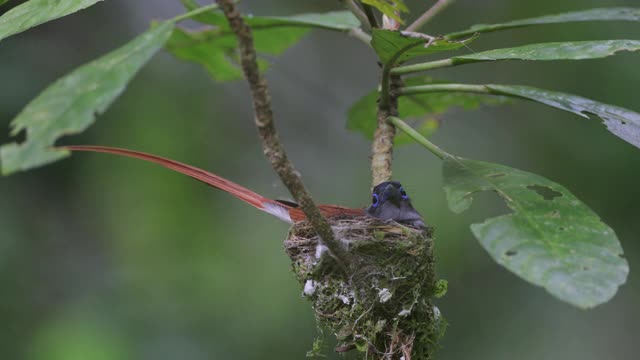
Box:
left=387, top=116, right=451, bottom=159
left=405, top=0, right=456, bottom=32
left=399, top=83, right=490, bottom=96
left=168, top=3, right=220, bottom=23
left=390, top=58, right=455, bottom=75
left=348, top=27, right=372, bottom=44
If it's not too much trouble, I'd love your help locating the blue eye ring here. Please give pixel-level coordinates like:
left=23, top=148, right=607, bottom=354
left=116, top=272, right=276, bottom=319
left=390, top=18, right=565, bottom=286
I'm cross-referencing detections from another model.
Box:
left=399, top=186, right=409, bottom=200
left=372, top=193, right=380, bottom=207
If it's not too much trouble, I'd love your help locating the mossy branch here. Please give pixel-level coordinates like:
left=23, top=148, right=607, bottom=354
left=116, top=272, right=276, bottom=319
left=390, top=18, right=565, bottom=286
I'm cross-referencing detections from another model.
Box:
left=217, top=0, right=353, bottom=271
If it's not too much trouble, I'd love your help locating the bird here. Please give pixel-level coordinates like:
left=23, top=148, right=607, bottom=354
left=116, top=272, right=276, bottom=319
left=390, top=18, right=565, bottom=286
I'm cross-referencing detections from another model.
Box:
left=61, top=146, right=425, bottom=228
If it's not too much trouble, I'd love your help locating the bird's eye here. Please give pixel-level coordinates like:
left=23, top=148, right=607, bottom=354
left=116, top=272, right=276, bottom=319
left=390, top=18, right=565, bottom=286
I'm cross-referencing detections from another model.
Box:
left=372, top=193, right=380, bottom=207
left=400, top=186, right=409, bottom=200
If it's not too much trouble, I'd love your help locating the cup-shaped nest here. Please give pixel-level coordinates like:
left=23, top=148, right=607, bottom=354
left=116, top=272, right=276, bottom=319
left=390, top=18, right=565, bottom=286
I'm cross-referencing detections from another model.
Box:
left=284, top=217, right=443, bottom=360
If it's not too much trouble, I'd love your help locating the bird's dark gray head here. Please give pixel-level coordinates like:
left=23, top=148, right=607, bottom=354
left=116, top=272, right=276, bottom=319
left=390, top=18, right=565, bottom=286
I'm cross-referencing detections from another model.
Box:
left=366, top=181, right=425, bottom=228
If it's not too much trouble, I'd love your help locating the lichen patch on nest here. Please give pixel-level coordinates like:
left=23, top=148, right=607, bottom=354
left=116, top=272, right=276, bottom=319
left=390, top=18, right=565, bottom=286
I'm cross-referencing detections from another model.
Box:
left=284, top=217, right=444, bottom=360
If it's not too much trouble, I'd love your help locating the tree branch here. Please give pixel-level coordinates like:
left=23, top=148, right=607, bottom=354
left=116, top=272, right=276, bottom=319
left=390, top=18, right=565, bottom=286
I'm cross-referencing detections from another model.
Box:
left=216, top=0, right=353, bottom=271
left=369, top=36, right=438, bottom=188
left=370, top=68, right=401, bottom=187
left=405, top=0, right=455, bottom=32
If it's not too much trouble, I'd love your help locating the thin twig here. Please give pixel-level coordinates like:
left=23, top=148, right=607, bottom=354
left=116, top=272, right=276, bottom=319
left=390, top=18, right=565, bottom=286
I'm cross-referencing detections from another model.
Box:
left=216, top=0, right=353, bottom=271
left=340, top=0, right=371, bottom=31
left=405, top=0, right=455, bottom=32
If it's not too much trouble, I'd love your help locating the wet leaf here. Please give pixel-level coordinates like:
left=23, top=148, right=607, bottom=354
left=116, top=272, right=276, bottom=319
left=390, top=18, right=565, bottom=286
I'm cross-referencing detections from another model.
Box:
left=0, top=0, right=103, bottom=43
left=372, top=29, right=476, bottom=64
left=1, top=22, right=174, bottom=174
left=447, top=7, right=640, bottom=39
left=443, top=156, right=628, bottom=308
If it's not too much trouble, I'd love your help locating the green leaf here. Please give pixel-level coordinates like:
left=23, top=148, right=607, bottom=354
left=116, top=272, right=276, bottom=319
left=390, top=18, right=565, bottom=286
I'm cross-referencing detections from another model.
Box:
left=361, top=0, right=409, bottom=24
left=166, top=11, right=358, bottom=81
left=166, top=27, right=248, bottom=81
left=434, top=279, right=448, bottom=298
left=347, top=78, right=507, bottom=144
left=264, top=11, right=361, bottom=30
left=447, top=7, right=640, bottom=39
left=0, top=0, right=10, bottom=7
left=485, top=85, right=640, bottom=149
left=0, top=22, right=174, bottom=175
left=372, top=29, right=476, bottom=64
left=0, top=0, right=104, bottom=43
left=443, top=156, right=628, bottom=308
left=179, top=0, right=222, bottom=25
left=182, top=0, right=360, bottom=30
left=400, top=82, right=640, bottom=150
left=454, top=40, right=640, bottom=63
left=392, top=41, right=640, bottom=76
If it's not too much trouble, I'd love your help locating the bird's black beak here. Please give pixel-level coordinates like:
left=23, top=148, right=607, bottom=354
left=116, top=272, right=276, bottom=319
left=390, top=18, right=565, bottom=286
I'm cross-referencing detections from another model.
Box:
left=383, top=183, right=403, bottom=207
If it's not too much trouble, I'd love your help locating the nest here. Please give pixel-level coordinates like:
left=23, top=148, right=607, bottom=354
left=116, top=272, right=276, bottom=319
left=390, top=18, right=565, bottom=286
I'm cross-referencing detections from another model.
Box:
left=284, top=217, right=444, bottom=360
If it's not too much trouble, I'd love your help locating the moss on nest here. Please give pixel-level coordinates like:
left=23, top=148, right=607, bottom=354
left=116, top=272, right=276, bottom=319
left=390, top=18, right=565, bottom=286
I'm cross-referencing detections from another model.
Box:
left=284, top=217, right=444, bottom=360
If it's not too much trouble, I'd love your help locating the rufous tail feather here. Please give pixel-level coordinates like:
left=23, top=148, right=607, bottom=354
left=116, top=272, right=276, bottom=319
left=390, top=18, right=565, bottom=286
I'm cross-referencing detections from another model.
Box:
left=61, top=145, right=286, bottom=215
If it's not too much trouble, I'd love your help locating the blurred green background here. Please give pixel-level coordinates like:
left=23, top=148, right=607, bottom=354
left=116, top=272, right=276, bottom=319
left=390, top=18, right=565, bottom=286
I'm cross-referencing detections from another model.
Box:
left=1, top=0, right=639, bottom=359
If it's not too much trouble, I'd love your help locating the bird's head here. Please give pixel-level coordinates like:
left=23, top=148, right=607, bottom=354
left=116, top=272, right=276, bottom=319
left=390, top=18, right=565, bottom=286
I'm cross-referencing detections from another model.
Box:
left=366, top=181, right=425, bottom=228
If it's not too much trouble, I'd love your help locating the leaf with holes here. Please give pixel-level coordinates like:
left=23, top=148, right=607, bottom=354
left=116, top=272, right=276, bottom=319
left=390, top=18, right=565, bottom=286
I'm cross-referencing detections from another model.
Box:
left=347, top=78, right=508, bottom=144
left=443, top=156, right=628, bottom=308
left=372, top=29, right=476, bottom=64
left=361, top=0, right=409, bottom=24
left=485, top=85, right=640, bottom=150
left=166, top=10, right=359, bottom=81
left=0, top=0, right=104, bottom=43
left=447, top=7, right=640, bottom=39
left=0, top=22, right=174, bottom=174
